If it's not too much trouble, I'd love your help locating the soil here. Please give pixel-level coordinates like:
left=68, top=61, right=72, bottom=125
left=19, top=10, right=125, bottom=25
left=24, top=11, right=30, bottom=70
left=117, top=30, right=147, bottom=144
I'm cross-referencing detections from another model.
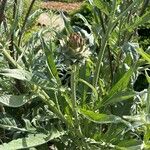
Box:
left=41, top=1, right=82, bottom=12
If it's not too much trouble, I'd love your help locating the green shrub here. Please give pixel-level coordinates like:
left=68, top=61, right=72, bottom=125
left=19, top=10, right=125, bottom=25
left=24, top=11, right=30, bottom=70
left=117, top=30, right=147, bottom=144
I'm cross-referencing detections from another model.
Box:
left=1, top=0, right=150, bottom=149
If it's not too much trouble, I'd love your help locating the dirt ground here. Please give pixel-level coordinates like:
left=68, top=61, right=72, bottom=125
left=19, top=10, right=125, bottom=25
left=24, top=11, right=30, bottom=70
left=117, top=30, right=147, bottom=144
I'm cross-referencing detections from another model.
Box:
left=41, top=1, right=82, bottom=12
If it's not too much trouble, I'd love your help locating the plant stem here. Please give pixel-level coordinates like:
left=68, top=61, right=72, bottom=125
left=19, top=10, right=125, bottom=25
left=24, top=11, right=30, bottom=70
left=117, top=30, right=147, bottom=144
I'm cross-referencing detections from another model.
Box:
left=34, top=85, right=69, bottom=127
left=146, top=84, right=150, bottom=114
left=54, top=91, right=61, bottom=111
left=71, top=65, right=82, bottom=136
left=2, top=48, right=22, bottom=69
left=93, top=21, right=112, bottom=88
left=107, top=45, right=113, bottom=84
left=93, top=0, right=141, bottom=88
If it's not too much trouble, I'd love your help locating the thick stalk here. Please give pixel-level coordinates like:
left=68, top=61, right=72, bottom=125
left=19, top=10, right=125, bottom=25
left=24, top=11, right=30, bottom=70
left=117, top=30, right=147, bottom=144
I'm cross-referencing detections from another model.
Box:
left=71, top=65, right=82, bottom=136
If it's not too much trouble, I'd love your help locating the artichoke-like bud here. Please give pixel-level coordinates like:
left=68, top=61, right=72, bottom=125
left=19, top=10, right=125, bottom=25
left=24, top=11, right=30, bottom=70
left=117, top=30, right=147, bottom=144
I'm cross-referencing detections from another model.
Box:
left=59, top=32, right=91, bottom=65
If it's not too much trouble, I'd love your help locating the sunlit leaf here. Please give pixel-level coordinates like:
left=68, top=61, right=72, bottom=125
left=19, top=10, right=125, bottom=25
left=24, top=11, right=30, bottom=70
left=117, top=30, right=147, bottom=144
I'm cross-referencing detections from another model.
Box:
left=0, top=94, right=36, bottom=107
left=107, top=68, right=134, bottom=98
left=127, top=11, right=150, bottom=32
left=136, top=48, right=150, bottom=63
left=0, top=69, right=32, bottom=81
left=0, top=128, right=64, bottom=150
left=40, top=38, right=61, bottom=85
left=79, top=108, right=122, bottom=124
left=103, top=90, right=135, bottom=105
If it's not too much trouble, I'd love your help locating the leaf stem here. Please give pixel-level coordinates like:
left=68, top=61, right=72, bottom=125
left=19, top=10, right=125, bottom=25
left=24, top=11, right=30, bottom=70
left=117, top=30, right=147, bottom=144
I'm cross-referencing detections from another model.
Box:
left=92, top=0, right=141, bottom=88
left=34, top=85, right=69, bottom=127
left=2, top=48, right=22, bottom=69
left=93, top=21, right=112, bottom=88
left=71, top=65, right=82, bottom=136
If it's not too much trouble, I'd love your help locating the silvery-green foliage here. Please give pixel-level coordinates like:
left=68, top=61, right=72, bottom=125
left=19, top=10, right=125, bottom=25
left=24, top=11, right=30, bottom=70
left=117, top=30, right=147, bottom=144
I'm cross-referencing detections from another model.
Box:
left=0, top=0, right=150, bottom=149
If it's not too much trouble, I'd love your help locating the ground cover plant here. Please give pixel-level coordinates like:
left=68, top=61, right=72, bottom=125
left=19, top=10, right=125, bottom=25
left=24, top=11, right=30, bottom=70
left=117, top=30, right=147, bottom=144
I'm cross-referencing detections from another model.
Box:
left=0, top=0, right=150, bottom=149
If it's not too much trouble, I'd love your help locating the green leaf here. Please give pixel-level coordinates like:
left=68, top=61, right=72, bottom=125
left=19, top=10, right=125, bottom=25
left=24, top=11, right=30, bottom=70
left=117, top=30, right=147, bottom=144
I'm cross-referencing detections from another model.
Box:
left=145, top=70, right=150, bottom=84
left=60, top=12, right=73, bottom=34
left=0, top=94, right=35, bottom=107
left=103, top=90, right=135, bottom=105
left=0, top=69, right=32, bottom=81
left=117, top=139, right=142, bottom=150
left=0, top=129, right=64, bottom=150
left=79, top=78, right=98, bottom=101
left=31, top=73, right=56, bottom=90
left=26, top=9, right=43, bottom=30
left=0, top=113, right=27, bottom=132
left=107, top=67, right=135, bottom=99
left=136, top=48, right=150, bottom=63
left=145, top=70, right=150, bottom=113
left=127, top=11, right=150, bottom=32
left=74, top=13, right=91, bottom=30
left=79, top=108, right=122, bottom=124
left=40, top=38, right=61, bottom=85
left=93, top=0, right=109, bottom=15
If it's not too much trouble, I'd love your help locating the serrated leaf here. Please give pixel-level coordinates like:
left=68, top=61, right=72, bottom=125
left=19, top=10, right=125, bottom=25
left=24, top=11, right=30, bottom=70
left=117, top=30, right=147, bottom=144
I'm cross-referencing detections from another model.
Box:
left=40, top=38, right=61, bottom=85
left=79, top=78, right=98, bottom=101
left=79, top=108, right=122, bottom=124
left=31, top=73, right=56, bottom=90
left=0, top=94, right=35, bottom=107
left=93, top=0, right=109, bottom=15
left=103, top=90, right=135, bottom=105
left=122, top=42, right=139, bottom=61
left=0, top=129, right=64, bottom=150
left=26, top=9, right=43, bottom=29
left=0, top=69, right=32, bottom=81
left=0, top=113, right=27, bottom=132
left=107, top=67, right=135, bottom=99
left=127, top=11, right=150, bottom=32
